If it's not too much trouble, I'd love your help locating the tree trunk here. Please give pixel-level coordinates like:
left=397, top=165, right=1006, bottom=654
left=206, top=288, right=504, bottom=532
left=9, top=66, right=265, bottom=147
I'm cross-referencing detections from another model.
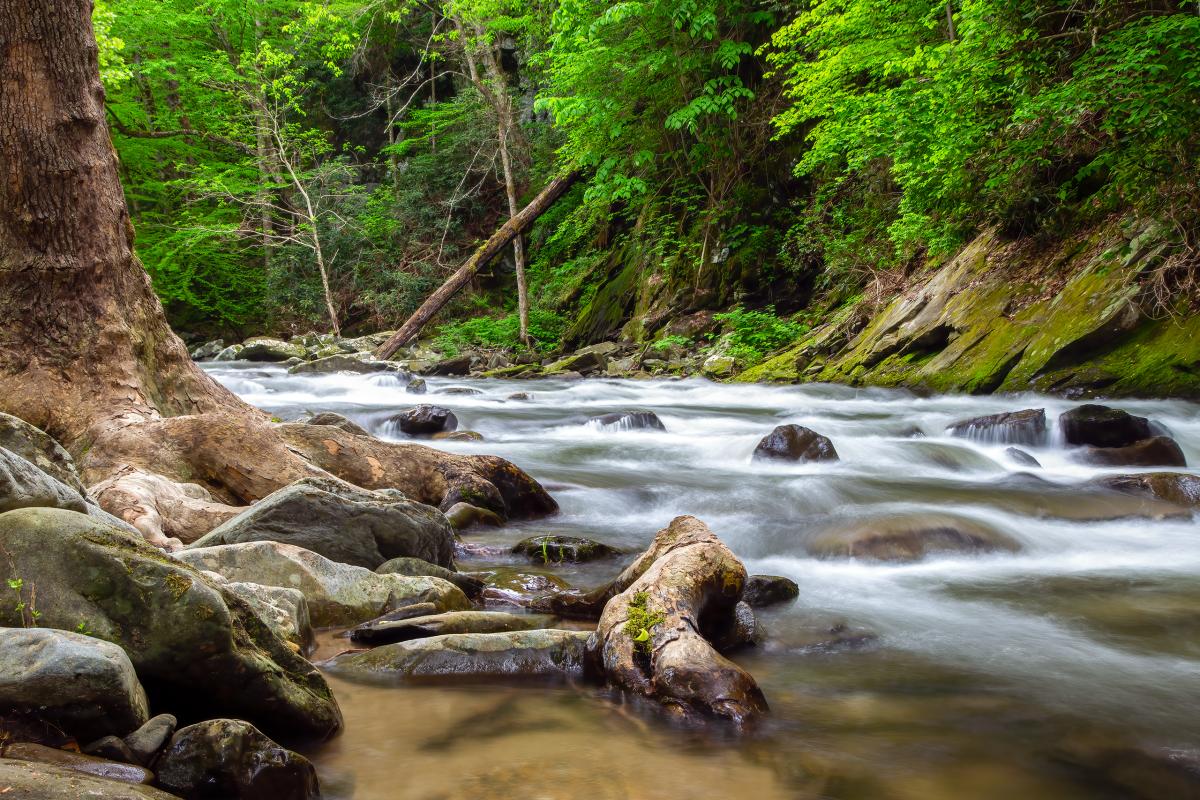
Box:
left=0, top=0, right=555, bottom=546
left=373, top=171, right=580, bottom=360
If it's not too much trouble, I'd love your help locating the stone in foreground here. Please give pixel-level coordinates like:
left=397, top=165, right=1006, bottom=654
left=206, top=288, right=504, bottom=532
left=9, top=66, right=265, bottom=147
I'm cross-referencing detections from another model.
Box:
left=0, top=758, right=177, bottom=799
left=350, top=610, right=555, bottom=645
left=741, top=575, right=800, bottom=608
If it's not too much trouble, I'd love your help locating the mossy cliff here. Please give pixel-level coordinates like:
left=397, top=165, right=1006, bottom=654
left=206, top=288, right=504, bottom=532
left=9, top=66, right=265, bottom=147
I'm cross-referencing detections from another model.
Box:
left=736, top=219, right=1200, bottom=398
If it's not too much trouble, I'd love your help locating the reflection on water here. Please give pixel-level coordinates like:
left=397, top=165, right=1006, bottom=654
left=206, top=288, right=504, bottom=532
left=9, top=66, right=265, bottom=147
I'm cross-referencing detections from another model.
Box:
left=208, top=364, right=1200, bottom=799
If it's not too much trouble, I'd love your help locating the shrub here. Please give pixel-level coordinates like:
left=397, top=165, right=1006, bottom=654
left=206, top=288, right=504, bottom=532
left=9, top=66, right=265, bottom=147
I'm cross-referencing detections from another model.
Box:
left=712, top=306, right=808, bottom=362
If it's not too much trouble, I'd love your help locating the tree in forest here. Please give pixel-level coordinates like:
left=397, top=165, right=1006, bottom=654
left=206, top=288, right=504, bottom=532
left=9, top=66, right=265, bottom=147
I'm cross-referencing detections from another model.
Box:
left=0, top=0, right=554, bottom=547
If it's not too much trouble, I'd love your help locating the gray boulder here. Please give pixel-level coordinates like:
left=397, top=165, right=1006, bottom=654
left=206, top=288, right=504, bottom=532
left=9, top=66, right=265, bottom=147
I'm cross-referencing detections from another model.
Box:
left=742, top=575, right=800, bottom=608
left=1059, top=404, right=1152, bottom=448
left=302, top=412, right=369, bottom=437
left=288, top=354, right=400, bottom=376
left=947, top=408, right=1046, bottom=446
left=350, top=610, right=555, bottom=645
left=330, top=629, right=591, bottom=681
left=177, top=541, right=470, bottom=627
left=154, top=719, right=319, bottom=800
left=387, top=405, right=458, bottom=436
left=206, top=576, right=314, bottom=654
left=239, top=337, right=307, bottom=362
left=0, top=412, right=85, bottom=493
left=214, top=344, right=245, bottom=361
left=375, top=556, right=484, bottom=599
left=0, top=756, right=172, bottom=798
left=189, top=340, right=224, bottom=361
left=187, top=476, right=456, bottom=570
left=0, top=628, right=148, bottom=742
left=0, top=508, right=342, bottom=742
left=0, top=447, right=88, bottom=514
left=123, top=714, right=177, bottom=766
left=752, top=425, right=838, bottom=463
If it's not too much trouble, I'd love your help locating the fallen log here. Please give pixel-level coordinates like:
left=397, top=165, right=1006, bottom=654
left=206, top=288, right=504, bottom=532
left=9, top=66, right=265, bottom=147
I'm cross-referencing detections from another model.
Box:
left=373, top=171, right=581, bottom=361
left=588, top=515, right=768, bottom=726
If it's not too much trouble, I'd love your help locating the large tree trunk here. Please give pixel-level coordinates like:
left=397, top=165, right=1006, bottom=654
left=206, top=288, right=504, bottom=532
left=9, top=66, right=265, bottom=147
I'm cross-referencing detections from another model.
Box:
left=0, top=0, right=556, bottom=546
left=374, top=171, right=579, bottom=361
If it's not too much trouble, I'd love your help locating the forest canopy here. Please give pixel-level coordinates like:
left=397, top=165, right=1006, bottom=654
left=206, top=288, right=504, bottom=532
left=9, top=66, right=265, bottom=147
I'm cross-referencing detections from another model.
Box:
left=99, top=0, right=1200, bottom=345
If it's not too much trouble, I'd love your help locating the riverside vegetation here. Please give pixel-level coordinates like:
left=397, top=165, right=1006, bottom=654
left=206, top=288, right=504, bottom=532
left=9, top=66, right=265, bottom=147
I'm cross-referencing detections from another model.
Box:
left=1, top=1, right=1199, bottom=799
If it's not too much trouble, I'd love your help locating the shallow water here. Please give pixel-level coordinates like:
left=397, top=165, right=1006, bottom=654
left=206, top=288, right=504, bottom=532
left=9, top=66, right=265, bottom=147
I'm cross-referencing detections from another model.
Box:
left=206, top=364, right=1200, bottom=799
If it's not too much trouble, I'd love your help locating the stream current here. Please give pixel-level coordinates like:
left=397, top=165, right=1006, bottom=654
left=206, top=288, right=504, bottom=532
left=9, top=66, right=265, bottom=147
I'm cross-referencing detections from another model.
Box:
left=205, top=363, right=1200, bottom=800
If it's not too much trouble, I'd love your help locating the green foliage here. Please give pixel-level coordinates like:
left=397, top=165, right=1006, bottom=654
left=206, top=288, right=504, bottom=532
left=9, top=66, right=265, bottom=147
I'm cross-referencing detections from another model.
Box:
left=713, top=306, right=808, bottom=362
left=651, top=335, right=692, bottom=353
left=624, top=590, right=666, bottom=655
left=434, top=309, right=566, bottom=355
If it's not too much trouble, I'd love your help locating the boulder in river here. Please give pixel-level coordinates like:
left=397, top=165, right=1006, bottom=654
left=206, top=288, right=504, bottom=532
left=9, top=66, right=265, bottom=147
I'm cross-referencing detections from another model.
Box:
left=388, top=404, right=459, bottom=436
left=1058, top=404, right=1152, bottom=448
left=752, top=425, right=838, bottom=463
left=470, top=568, right=572, bottom=608
left=239, top=337, right=307, bottom=362
left=406, top=377, right=427, bottom=394
left=0, top=758, right=177, bottom=799
left=205, top=576, right=314, bottom=654
left=288, top=354, right=400, bottom=376
left=808, top=513, right=1020, bottom=561
left=177, top=541, right=470, bottom=627
left=588, top=411, right=666, bottom=431
left=154, top=719, right=319, bottom=800
left=122, top=714, right=177, bottom=767
left=215, top=344, right=245, bottom=361
left=443, top=501, right=503, bottom=530
left=349, top=610, right=556, bottom=646
left=0, top=508, right=342, bottom=742
left=303, top=412, right=369, bottom=437
left=0, top=628, right=149, bottom=742
left=1005, top=447, right=1042, bottom=468
left=741, top=575, right=800, bottom=608
left=1072, top=436, right=1187, bottom=468
left=946, top=408, right=1046, bottom=446
left=589, top=515, right=767, bottom=726
left=330, top=629, right=591, bottom=682
left=189, top=339, right=224, bottom=361
left=376, top=556, right=485, bottom=599
left=1092, top=472, right=1200, bottom=509
left=513, top=535, right=622, bottom=563
left=187, top=476, right=456, bottom=570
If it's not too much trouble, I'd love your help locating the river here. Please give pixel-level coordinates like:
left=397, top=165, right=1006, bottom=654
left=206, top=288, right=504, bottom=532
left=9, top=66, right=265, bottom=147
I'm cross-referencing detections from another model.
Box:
left=205, top=362, right=1200, bottom=800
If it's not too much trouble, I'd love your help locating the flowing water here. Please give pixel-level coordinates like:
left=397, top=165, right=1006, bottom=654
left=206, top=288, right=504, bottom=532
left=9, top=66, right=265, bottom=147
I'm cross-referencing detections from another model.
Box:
left=205, top=363, right=1200, bottom=800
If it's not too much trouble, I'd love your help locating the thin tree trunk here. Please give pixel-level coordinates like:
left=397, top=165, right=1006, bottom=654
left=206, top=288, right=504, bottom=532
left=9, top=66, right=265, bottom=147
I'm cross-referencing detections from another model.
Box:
left=374, top=172, right=581, bottom=360
left=946, top=2, right=956, bottom=42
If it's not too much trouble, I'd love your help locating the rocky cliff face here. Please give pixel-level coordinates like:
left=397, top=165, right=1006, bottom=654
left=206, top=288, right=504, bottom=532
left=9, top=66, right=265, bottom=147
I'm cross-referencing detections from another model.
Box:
left=738, top=219, right=1200, bottom=398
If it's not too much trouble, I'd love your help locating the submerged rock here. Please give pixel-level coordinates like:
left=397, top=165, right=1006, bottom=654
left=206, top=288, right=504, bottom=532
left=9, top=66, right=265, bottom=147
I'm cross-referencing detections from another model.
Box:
left=376, top=556, right=485, bottom=599
left=388, top=405, right=459, bottom=436
left=1093, top=472, right=1200, bottom=509
left=0, top=757, right=176, bottom=798
left=1005, top=447, right=1042, bottom=467
left=178, top=541, right=470, bottom=627
left=188, top=476, right=455, bottom=570
left=588, top=411, right=666, bottom=431
left=472, top=569, right=572, bottom=608
left=1059, top=404, right=1152, bottom=448
left=0, top=508, right=342, bottom=742
left=752, top=425, right=838, bottom=463
left=330, top=629, right=591, bottom=682
left=1073, top=436, right=1187, bottom=468
left=741, top=575, right=800, bottom=608
left=349, top=611, right=555, bottom=646
left=947, top=408, right=1046, bottom=446
left=513, top=535, right=622, bottom=563
left=0, top=628, right=148, bottom=742
left=808, top=513, right=1020, bottom=561
left=443, top=501, right=503, bottom=531
left=288, top=354, right=399, bottom=375
left=154, top=719, right=319, bottom=800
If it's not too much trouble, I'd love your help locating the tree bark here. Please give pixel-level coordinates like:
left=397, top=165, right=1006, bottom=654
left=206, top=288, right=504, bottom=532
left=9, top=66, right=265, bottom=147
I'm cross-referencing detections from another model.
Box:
left=373, top=171, right=580, bottom=361
left=0, top=0, right=555, bottom=545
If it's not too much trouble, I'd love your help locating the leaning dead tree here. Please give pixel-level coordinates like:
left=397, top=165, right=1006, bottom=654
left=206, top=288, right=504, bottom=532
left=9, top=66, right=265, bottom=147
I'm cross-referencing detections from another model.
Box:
left=374, top=170, right=580, bottom=361
left=0, top=0, right=556, bottom=545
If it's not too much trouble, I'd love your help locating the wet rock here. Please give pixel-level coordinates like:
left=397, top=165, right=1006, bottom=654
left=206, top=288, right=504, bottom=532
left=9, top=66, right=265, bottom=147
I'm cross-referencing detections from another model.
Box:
left=589, top=516, right=767, bottom=726
left=1059, top=404, right=1152, bottom=448
left=178, top=541, right=470, bottom=627
left=1073, top=436, right=1187, bottom=468
left=189, top=340, right=224, bottom=361
left=426, top=354, right=474, bottom=376
left=123, top=714, right=176, bottom=767
left=701, top=354, right=737, bottom=378
left=189, top=476, right=455, bottom=570
left=213, top=579, right=314, bottom=653
left=545, top=348, right=609, bottom=375
left=376, top=557, right=485, bottom=599
left=406, top=377, right=428, bottom=394
left=472, top=569, right=571, bottom=608
left=440, top=386, right=482, bottom=395
left=443, top=501, right=503, bottom=531
left=1, top=743, right=154, bottom=785
left=82, top=736, right=139, bottom=765
left=1093, top=472, right=1200, bottom=509
left=588, top=411, right=666, bottom=431
left=388, top=405, right=459, bottom=436
left=0, top=628, right=148, bottom=742
left=808, top=513, right=1020, bottom=561
left=0, top=447, right=88, bottom=514
left=1005, top=447, right=1042, bottom=467
left=330, top=629, right=591, bottom=682
left=303, top=412, right=369, bottom=437
left=752, top=425, right=838, bottom=463
left=154, top=719, right=319, bottom=800
left=288, top=354, right=400, bottom=375
left=513, top=535, right=622, bottom=564
left=1054, top=734, right=1200, bottom=800
left=711, top=601, right=762, bottom=653
left=215, top=344, right=245, bottom=361
left=507, top=392, right=532, bottom=401
left=0, top=758, right=177, bottom=799
left=742, top=575, right=800, bottom=608
left=0, top=509, right=342, bottom=742
left=350, top=611, right=555, bottom=645
left=432, top=430, right=484, bottom=442
left=240, top=337, right=307, bottom=362
left=946, top=408, right=1046, bottom=446
left=0, top=412, right=85, bottom=493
